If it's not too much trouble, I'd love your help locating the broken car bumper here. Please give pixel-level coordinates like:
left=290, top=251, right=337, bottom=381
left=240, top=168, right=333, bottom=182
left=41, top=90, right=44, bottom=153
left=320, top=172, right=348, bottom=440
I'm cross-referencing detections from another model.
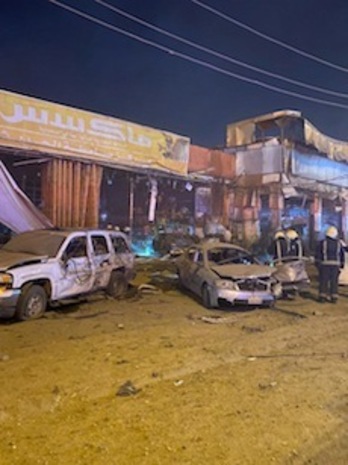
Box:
left=0, top=288, right=21, bottom=318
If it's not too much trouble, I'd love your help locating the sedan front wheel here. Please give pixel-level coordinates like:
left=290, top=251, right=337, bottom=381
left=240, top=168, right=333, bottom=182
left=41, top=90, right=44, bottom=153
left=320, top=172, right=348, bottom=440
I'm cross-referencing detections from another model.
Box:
left=202, top=283, right=213, bottom=309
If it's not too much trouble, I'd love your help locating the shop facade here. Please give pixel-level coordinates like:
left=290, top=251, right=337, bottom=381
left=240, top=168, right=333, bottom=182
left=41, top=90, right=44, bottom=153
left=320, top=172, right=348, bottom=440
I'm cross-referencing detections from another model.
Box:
left=0, top=89, right=192, bottom=246
left=225, top=110, right=348, bottom=251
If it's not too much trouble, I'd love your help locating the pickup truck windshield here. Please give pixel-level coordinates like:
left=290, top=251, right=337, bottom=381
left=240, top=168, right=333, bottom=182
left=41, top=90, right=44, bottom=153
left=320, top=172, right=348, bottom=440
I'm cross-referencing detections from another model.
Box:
left=2, top=231, right=66, bottom=257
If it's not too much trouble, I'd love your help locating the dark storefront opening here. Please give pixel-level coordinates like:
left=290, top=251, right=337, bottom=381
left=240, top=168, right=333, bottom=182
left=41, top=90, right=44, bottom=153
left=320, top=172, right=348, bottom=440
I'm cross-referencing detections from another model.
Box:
left=99, top=168, right=130, bottom=229
left=322, top=198, right=342, bottom=237
left=282, top=196, right=311, bottom=241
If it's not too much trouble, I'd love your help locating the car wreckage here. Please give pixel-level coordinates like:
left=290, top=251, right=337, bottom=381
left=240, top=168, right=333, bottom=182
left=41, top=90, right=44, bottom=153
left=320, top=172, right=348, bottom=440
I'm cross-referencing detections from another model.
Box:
left=176, top=241, right=282, bottom=308
left=0, top=229, right=135, bottom=320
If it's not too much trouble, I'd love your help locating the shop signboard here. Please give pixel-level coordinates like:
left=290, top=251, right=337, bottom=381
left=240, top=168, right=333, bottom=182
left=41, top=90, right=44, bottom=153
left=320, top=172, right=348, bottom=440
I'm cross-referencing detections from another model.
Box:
left=0, top=89, right=189, bottom=176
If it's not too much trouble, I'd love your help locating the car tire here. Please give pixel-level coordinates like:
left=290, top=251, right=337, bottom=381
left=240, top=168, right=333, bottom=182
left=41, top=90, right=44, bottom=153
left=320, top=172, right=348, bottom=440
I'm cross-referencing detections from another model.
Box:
left=177, top=270, right=185, bottom=289
left=106, top=270, right=128, bottom=299
left=202, top=284, right=213, bottom=309
left=15, top=285, right=47, bottom=321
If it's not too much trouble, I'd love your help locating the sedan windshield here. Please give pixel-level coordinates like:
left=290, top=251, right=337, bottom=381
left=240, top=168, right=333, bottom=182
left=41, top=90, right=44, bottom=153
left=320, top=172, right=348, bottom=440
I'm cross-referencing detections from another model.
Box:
left=2, top=231, right=66, bottom=257
left=207, top=247, right=256, bottom=265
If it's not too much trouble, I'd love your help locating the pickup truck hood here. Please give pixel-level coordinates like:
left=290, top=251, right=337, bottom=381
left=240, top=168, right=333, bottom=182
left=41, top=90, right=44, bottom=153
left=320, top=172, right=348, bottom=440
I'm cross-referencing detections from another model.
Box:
left=0, top=250, right=48, bottom=271
left=211, top=263, right=274, bottom=279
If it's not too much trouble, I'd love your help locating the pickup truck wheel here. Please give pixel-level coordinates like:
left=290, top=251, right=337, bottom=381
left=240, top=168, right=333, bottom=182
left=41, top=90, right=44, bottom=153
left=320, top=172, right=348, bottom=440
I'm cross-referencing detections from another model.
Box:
left=107, top=271, right=128, bottom=299
left=16, top=285, right=47, bottom=321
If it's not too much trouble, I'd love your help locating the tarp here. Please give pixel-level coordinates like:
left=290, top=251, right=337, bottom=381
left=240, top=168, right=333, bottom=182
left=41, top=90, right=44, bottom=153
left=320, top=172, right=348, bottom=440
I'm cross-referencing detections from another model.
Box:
left=304, top=120, right=348, bottom=163
left=0, top=161, right=53, bottom=233
left=0, top=89, right=190, bottom=176
left=291, top=150, right=348, bottom=188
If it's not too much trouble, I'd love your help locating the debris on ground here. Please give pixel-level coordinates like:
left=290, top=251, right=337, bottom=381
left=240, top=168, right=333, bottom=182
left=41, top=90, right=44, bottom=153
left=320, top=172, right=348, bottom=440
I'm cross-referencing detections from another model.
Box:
left=186, top=314, right=237, bottom=324
left=150, top=271, right=178, bottom=280
left=116, top=380, right=141, bottom=397
left=138, top=283, right=161, bottom=294
left=258, top=381, right=278, bottom=390
left=174, top=380, right=184, bottom=387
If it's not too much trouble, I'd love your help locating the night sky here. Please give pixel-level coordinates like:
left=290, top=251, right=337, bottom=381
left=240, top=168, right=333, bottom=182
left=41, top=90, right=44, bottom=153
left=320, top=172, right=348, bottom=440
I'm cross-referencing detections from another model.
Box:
left=1, top=0, right=348, bottom=148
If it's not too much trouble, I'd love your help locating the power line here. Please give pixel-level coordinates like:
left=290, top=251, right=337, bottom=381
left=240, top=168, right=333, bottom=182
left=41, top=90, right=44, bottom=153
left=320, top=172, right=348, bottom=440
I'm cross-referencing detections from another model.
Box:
left=191, top=0, right=348, bottom=74
left=48, top=0, right=348, bottom=110
left=94, top=0, right=348, bottom=99
left=95, top=1, right=348, bottom=100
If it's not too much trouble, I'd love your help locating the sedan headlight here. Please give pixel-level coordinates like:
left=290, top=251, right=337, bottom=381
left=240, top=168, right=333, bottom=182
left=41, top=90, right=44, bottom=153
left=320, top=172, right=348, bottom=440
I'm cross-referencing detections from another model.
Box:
left=287, top=267, right=297, bottom=281
left=0, top=273, right=13, bottom=289
left=215, top=279, right=238, bottom=290
left=272, top=282, right=283, bottom=298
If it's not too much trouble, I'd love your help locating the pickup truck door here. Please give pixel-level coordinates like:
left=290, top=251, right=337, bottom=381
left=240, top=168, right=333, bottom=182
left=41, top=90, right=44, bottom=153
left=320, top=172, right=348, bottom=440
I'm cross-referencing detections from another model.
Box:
left=89, top=233, right=113, bottom=290
left=109, top=234, right=134, bottom=274
left=56, top=234, right=94, bottom=298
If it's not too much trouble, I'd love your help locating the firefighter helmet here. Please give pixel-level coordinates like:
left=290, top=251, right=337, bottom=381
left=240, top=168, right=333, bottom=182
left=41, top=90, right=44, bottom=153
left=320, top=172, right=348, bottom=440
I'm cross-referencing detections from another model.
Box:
left=286, top=229, right=298, bottom=240
left=274, top=230, right=285, bottom=239
left=326, top=226, right=338, bottom=239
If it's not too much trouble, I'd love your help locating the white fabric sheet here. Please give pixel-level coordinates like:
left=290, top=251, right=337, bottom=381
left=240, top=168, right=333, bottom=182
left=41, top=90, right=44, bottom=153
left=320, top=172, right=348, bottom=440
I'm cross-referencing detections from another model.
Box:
left=0, top=161, right=53, bottom=232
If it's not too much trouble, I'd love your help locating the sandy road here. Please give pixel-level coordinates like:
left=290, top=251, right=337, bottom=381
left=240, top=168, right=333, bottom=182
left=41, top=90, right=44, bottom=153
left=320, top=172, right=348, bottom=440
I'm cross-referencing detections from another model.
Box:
left=0, top=265, right=347, bottom=465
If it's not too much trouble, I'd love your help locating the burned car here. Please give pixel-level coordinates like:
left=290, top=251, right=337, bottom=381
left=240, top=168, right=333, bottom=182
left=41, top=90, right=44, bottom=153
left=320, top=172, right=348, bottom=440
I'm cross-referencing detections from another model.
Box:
left=272, top=257, right=311, bottom=297
left=176, top=241, right=282, bottom=308
left=0, top=229, right=135, bottom=320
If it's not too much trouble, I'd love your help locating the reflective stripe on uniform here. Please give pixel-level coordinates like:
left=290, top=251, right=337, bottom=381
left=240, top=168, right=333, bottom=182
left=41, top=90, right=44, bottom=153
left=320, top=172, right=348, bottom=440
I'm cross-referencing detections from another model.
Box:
left=322, top=239, right=340, bottom=266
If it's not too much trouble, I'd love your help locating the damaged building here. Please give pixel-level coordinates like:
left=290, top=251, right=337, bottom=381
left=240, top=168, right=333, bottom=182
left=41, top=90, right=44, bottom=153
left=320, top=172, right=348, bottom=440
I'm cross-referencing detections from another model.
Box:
left=224, top=110, right=348, bottom=250
left=0, top=89, right=234, bottom=254
left=0, top=89, right=192, bottom=235
left=1, top=89, right=347, bottom=255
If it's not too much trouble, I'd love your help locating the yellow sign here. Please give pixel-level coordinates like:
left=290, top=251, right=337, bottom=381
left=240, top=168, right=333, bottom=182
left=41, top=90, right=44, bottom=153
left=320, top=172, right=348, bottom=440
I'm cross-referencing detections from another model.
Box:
left=0, top=90, right=189, bottom=175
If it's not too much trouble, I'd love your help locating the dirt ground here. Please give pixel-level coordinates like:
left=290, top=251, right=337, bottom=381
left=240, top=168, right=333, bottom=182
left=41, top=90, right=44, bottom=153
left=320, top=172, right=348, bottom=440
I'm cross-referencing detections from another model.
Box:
left=0, top=259, right=347, bottom=465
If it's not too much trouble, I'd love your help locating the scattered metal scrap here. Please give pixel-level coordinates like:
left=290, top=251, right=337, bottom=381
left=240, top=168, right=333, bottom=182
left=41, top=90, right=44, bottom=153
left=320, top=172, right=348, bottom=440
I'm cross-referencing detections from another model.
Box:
left=116, top=380, right=141, bottom=397
left=138, top=283, right=161, bottom=294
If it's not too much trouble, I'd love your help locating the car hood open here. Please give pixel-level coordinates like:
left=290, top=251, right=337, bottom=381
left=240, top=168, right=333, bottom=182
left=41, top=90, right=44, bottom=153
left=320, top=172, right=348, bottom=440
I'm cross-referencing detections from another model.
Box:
left=211, top=263, right=274, bottom=279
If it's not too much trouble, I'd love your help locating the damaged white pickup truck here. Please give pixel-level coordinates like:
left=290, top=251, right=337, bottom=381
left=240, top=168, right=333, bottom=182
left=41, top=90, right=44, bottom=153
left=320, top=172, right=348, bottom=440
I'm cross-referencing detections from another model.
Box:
left=0, top=229, right=135, bottom=321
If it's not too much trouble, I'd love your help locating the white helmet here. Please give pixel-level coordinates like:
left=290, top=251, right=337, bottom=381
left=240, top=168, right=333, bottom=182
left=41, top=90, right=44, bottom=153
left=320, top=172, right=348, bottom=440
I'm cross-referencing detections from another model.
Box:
left=274, top=230, right=285, bottom=239
left=326, top=226, right=338, bottom=239
left=286, top=229, right=298, bottom=240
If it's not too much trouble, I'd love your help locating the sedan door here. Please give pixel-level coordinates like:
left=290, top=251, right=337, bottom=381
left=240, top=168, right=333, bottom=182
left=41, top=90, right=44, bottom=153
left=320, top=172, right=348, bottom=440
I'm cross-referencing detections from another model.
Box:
left=189, top=250, right=206, bottom=295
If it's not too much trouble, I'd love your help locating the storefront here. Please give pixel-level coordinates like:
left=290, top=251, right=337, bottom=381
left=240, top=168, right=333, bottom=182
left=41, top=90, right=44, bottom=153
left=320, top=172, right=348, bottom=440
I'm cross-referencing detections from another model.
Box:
left=0, top=89, right=191, bottom=241
left=225, top=111, right=348, bottom=250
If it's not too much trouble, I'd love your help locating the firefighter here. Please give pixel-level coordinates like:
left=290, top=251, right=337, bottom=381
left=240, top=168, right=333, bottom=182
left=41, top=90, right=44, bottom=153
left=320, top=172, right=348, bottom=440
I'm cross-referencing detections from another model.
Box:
left=269, top=230, right=288, bottom=261
left=286, top=228, right=303, bottom=258
left=315, top=226, right=345, bottom=303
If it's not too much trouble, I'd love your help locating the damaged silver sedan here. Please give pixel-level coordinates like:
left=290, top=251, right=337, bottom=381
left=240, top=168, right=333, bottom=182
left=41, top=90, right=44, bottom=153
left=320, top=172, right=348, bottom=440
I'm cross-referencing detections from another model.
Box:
left=176, top=241, right=282, bottom=308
